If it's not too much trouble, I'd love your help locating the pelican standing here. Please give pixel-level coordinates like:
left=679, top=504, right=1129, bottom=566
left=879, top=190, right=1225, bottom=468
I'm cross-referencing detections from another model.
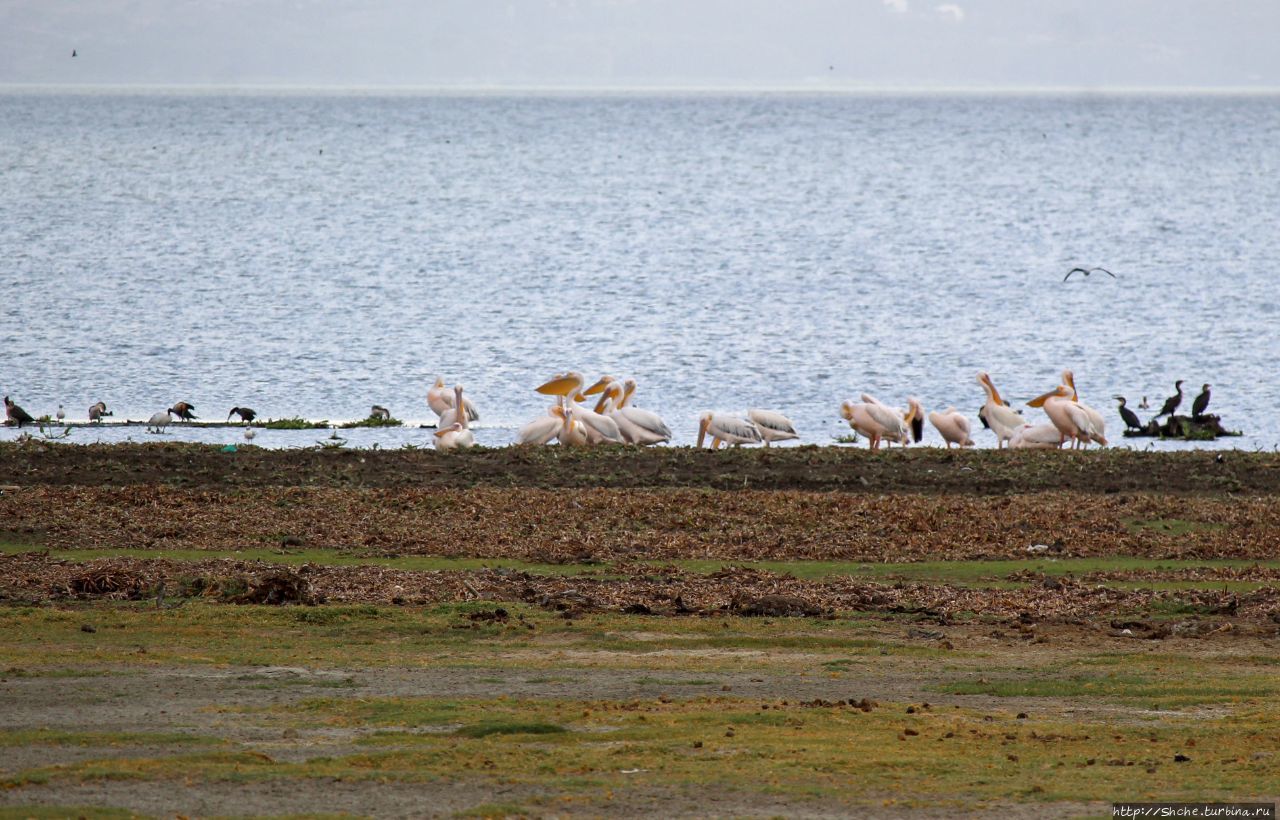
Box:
left=977, top=373, right=1025, bottom=448
left=535, top=372, right=624, bottom=443
left=434, top=386, right=476, bottom=450
left=597, top=381, right=671, bottom=445
left=860, top=393, right=922, bottom=446
left=88, top=401, right=112, bottom=423
left=1027, top=385, right=1101, bottom=448
left=428, top=376, right=478, bottom=423
left=928, top=407, right=974, bottom=448
left=697, top=412, right=762, bottom=448
left=840, top=399, right=903, bottom=451
left=747, top=409, right=797, bottom=446
left=1061, top=370, right=1107, bottom=447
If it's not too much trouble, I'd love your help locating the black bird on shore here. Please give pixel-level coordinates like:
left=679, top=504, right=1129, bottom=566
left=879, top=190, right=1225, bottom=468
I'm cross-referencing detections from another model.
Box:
left=1114, top=396, right=1143, bottom=430
left=4, top=396, right=35, bottom=427
left=1063, top=266, right=1115, bottom=282
left=169, top=401, right=197, bottom=421
left=228, top=407, right=257, bottom=423
left=1156, top=381, right=1184, bottom=419
left=1191, top=384, right=1212, bottom=419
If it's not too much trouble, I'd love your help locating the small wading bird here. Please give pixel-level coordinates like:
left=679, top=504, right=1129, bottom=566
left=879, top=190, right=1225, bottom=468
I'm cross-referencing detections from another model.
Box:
left=88, top=401, right=112, bottom=423
left=228, top=407, right=256, bottom=423
left=1063, top=266, right=1115, bottom=282
left=697, top=411, right=763, bottom=449
left=434, top=385, right=476, bottom=451
left=428, top=376, right=478, bottom=423
left=4, top=396, right=35, bottom=427
left=169, top=401, right=197, bottom=421
left=146, top=409, right=171, bottom=433
left=1114, top=396, right=1143, bottom=430
left=1192, top=384, right=1212, bottom=419
left=1156, top=381, right=1184, bottom=419
left=370, top=405, right=390, bottom=420
left=928, top=407, right=974, bottom=448
left=56, top=405, right=65, bottom=423
left=747, top=409, right=798, bottom=446
left=244, top=427, right=256, bottom=442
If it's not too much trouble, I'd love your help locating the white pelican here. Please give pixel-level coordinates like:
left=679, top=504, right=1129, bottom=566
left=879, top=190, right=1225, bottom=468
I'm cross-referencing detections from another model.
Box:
left=1061, top=370, right=1107, bottom=447
left=928, top=407, right=974, bottom=448
left=977, top=372, right=1025, bottom=448
left=558, top=403, right=591, bottom=446
left=434, top=386, right=476, bottom=450
left=697, top=412, right=763, bottom=449
left=88, top=401, right=112, bottom=423
left=535, top=372, right=624, bottom=443
left=1027, top=385, right=1102, bottom=448
left=146, top=409, right=171, bottom=433
left=517, top=406, right=563, bottom=445
left=1009, top=423, right=1064, bottom=449
left=840, top=400, right=877, bottom=446
left=748, top=409, right=798, bottom=446
left=597, top=381, right=671, bottom=445
left=860, top=393, right=923, bottom=446
left=428, top=376, right=479, bottom=423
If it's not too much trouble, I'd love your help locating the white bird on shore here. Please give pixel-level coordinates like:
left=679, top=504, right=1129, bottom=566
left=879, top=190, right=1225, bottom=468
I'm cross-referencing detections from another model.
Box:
left=860, top=393, right=923, bottom=447
left=517, top=406, right=564, bottom=445
left=535, top=371, right=624, bottom=443
left=146, top=409, right=171, bottom=433
left=56, top=405, right=65, bottom=424
left=244, top=427, right=256, bottom=442
left=697, top=411, right=763, bottom=448
left=977, top=372, right=1025, bottom=448
left=1027, top=385, right=1102, bottom=448
left=928, top=407, right=974, bottom=448
left=1009, top=422, right=1064, bottom=449
left=597, top=381, right=670, bottom=445
left=747, top=409, right=798, bottom=446
left=1061, top=370, right=1107, bottom=447
left=428, top=376, right=478, bottom=424
left=434, top=385, right=476, bottom=450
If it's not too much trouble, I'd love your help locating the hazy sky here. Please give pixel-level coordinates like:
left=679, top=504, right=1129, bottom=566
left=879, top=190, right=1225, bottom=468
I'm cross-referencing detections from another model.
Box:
left=2, top=0, right=1278, bottom=88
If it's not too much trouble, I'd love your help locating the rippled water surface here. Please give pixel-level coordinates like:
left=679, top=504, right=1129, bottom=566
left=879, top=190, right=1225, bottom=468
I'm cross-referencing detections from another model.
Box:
left=2, top=90, right=1277, bottom=449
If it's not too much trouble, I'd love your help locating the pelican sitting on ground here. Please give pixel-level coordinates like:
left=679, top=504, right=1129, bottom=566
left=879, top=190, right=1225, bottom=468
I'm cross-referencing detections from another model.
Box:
left=88, top=401, right=112, bottom=423
left=535, top=372, right=624, bottom=443
left=597, top=381, right=671, bottom=445
left=928, top=407, right=974, bottom=448
left=977, top=372, right=1025, bottom=448
left=4, top=396, right=35, bottom=428
left=1156, top=381, right=1184, bottom=419
left=228, top=407, right=256, bottom=423
left=146, top=409, right=172, bottom=433
left=697, top=412, right=763, bottom=448
left=434, top=386, right=475, bottom=450
left=747, top=409, right=798, bottom=446
left=428, top=376, right=478, bottom=423
left=1192, top=384, right=1211, bottom=419
left=517, top=405, right=565, bottom=445
left=1061, top=370, right=1106, bottom=446
left=1114, top=396, right=1143, bottom=430
left=1028, top=385, right=1103, bottom=448
left=1009, top=423, right=1064, bottom=449
left=169, top=401, right=197, bottom=421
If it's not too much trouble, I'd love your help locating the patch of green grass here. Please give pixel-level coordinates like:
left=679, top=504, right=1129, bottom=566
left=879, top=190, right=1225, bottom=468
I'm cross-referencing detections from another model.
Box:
left=262, top=417, right=328, bottom=430
left=937, top=670, right=1278, bottom=707
left=1124, top=518, right=1227, bottom=536
left=0, top=729, right=215, bottom=748
left=339, top=416, right=403, bottom=429
left=453, top=721, right=567, bottom=738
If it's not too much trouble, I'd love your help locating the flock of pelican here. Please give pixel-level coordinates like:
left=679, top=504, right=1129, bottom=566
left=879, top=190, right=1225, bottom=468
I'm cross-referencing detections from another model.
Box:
left=418, top=368, right=1111, bottom=452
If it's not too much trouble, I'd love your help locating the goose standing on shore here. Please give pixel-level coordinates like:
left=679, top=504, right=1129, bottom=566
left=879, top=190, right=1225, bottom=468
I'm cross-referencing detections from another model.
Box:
left=4, top=396, right=34, bottom=428
left=434, top=385, right=476, bottom=450
left=88, top=401, right=112, bottom=423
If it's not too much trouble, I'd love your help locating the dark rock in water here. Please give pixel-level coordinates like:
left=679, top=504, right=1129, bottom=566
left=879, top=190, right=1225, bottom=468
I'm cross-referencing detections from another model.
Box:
left=1122, top=414, right=1240, bottom=441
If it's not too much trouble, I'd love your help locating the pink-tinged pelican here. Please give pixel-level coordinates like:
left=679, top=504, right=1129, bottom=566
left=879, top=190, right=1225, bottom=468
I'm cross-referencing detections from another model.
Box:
left=977, top=372, right=1025, bottom=448
left=434, top=386, right=475, bottom=450
left=1009, top=423, right=1064, bottom=449
left=429, top=376, right=479, bottom=424
left=558, top=403, right=591, bottom=446
left=1027, top=385, right=1103, bottom=448
left=598, top=381, right=671, bottom=445
left=1061, top=370, right=1107, bottom=446
left=928, top=407, right=974, bottom=448
left=697, top=412, right=763, bottom=448
left=517, top=406, right=563, bottom=445
left=747, top=409, right=797, bottom=446
left=861, top=394, right=923, bottom=446
left=535, top=372, right=624, bottom=443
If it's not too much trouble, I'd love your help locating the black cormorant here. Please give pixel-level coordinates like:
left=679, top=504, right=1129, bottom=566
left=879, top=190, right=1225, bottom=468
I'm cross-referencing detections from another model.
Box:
left=1156, top=381, right=1184, bottom=418
left=1191, top=384, right=1211, bottom=419
left=1114, top=396, right=1142, bottom=430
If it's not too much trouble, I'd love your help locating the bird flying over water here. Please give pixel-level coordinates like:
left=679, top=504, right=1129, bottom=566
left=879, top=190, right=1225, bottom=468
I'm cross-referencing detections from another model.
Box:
left=1063, top=267, right=1115, bottom=282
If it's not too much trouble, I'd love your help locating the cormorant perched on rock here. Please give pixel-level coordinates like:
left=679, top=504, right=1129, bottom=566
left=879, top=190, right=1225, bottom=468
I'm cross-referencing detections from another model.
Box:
left=228, top=407, right=256, bottom=423
left=4, top=396, right=35, bottom=427
left=370, top=405, right=391, bottom=420
left=1191, top=384, right=1211, bottom=419
left=88, top=401, right=112, bottom=422
left=169, top=402, right=197, bottom=421
left=1114, top=396, right=1142, bottom=430
left=1156, top=381, right=1184, bottom=419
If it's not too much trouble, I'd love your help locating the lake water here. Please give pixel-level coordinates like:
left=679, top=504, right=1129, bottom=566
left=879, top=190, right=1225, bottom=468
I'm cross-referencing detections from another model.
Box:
left=2, top=89, right=1277, bottom=450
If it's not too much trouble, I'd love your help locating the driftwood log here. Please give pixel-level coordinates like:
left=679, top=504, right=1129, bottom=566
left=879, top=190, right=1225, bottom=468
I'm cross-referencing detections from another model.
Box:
left=1122, top=414, right=1240, bottom=440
